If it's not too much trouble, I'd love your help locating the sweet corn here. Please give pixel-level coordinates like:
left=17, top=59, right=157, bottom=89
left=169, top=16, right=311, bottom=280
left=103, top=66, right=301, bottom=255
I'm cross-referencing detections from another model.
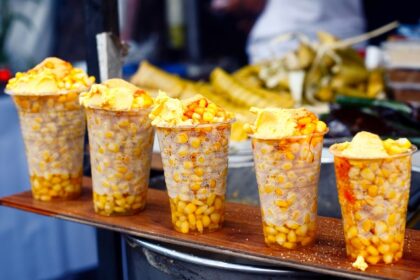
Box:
left=332, top=151, right=412, bottom=265
left=86, top=108, right=154, bottom=216
left=253, top=133, right=324, bottom=249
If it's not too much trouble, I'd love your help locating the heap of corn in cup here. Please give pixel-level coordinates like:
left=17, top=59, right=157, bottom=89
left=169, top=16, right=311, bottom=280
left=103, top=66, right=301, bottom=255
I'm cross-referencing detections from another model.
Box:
left=6, top=57, right=94, bottom=201
left=80, top=79, right=155, bottom=216
left=330, top=132, right=415, bottom=267
left=247, top=108, right=328, bottom=249
left=150, top=92, right=234, bottom=234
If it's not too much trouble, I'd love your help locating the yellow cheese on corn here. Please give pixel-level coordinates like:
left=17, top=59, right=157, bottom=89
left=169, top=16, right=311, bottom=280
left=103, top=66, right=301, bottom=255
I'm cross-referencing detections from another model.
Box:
left=149, top=91, right=233, bottom=126
left=6, top=57, right=94, bottom=94
left=79, top=78, right=153, bottom=111
left=248, top=107, right=325, bottom=138
left=335, top=131, right=412, bottom=158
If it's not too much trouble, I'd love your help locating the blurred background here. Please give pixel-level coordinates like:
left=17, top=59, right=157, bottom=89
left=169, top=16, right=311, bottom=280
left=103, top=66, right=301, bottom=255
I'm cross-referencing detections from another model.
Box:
left=1, top=0, right=420, bottom=279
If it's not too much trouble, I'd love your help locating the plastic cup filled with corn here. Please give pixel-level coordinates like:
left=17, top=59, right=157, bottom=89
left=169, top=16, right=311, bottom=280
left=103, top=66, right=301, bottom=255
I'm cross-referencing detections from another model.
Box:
left=6, top=58, right=94, bottom=201
left=80, top=79, right=154, bottom=216
left=247, top=107, right=328, bottom=249
left=150, top=92, right=234, bottom=234
left=330, top=131, right=417, bottom=265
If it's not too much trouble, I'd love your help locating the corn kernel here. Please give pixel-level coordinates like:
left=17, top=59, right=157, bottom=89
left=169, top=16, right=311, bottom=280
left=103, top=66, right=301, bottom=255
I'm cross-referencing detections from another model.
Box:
left=202, top=215, right=211, bottom=227
left=190, top=137, right=201, bottom=148
left=276, top=233, right=286, bottom=245
left=367, top=246, right=379, bottom=256
left=176, top=133, right=189, bottom=144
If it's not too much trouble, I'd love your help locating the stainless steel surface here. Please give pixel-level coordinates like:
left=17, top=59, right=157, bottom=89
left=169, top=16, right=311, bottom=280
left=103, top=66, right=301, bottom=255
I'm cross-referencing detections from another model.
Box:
left=126, top=236, right=292, bottom=275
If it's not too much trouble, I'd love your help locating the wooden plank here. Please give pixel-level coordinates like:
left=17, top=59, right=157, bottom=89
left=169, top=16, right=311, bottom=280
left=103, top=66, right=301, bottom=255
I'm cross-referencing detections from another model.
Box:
left=0, top=178, right=419, bottom=280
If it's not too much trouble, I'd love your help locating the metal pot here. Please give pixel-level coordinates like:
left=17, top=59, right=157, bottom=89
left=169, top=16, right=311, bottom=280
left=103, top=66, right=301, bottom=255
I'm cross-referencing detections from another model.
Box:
left=123, top=235, right=330, bottom=280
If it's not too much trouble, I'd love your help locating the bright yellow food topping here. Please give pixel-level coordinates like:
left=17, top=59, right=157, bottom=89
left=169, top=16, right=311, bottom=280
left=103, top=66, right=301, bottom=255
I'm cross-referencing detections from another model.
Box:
left=333, top=131, right=412, bottom=158
left=6, top=57, right=94, bottom=94
left=79, top=78, right=153, bottom=111
left=247, top=107, right=327, bottom=139
left=149, top=91, right=233, bottom=126
left=352, top=256, right=368, bottom=271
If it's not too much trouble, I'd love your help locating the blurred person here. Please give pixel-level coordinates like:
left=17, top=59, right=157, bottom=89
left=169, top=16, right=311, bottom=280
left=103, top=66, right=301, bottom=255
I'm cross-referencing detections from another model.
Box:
left=246, top=0, right=366, bottom=63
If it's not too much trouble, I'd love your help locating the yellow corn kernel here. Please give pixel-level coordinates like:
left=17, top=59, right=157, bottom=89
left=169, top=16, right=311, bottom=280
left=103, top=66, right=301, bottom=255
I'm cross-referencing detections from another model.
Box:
left=105, top=131, right=114, bottom=138
left=378, top=244, right=390, bottom=254
left=282, top=162, right=293, bottom=171
left=264, top=185, right=274, bottom=193
left=210, top=213, right=221, bottom=224
left=188, top=214, right=196, bottom=226
left=177, top=201, right=187, bottom=212
left=196, top=205, right=208, bottom=215
left=202, top=215, right=211, bottom=227
left=375, top=221, right=388, bottom=235
left=388, top=213, right=397, bottom=225
left=265, top=226, right=277, bottom=235
left=367, top=185, right=378, bottom=197
left=117, top=165, right=128, bottom=174
left=296, top=225, right=308, bottom=236
left=287, top=230, right=297, bottom=242
left=108, top=143, right=119, bottom=153
left=382, top=254, right=393, bottom=264
left=183, top=161, right=193, bottom=169
left=207, top=194, right=216, bottom=206
left=196, top=220, right=204, bottom=233
left=275, top=200, right=289, bottom=208
left=274, top=188, right=283, bottom=196
left=184, top=203, right=197, bottom=214
left=366, top=256, right=380, bottom=265
left=362, top=220, right=373, bottom=232
left=203, top=112, right=215, bottom=122
left=316, top=121, right=327, bottom=132
left=360, top=168, right=375, bottom=181
left=285, top=152, right=295, bottom=160
left=367, top=246, right=379, bottom=256
left=386, top=190, right=396, bottom=200
left=276, top=233, right=286, bottom=245
left=277, top=175, right=285, bottom=183
left=283, top=242, right=296, bottom=249
left=371, top=235, right=380, bottom=245
left=190, top=137, right=201, bottom=148
left=214, top=198, right=223, bottom=210
left=209, top=179, right=216, bottom=188
left=176, top=133, right=189, bottom=144
left=194, top=167, right=204, bottom=177
left=286, top=220, right=299, bottom=230
left=190, top=183, right=201, bottom=192
left=180, top=221, right=189, bottom=233
left=347, top=226, right=358, bottom=239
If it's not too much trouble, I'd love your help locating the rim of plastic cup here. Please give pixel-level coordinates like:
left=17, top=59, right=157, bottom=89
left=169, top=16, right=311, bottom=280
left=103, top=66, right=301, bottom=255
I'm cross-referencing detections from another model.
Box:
left=249, top=129, right=329, bottom=140
left=329, top=143, right=418, bottom=160
left=5, top=87, right=89, bottom=96
left=84, top=105, right=153, bottom=113
left=154, top=119, right=235, bottom=129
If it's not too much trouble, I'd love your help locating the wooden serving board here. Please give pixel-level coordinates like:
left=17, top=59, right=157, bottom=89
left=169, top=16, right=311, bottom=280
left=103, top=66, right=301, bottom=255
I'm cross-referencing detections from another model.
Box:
left=1, top=178, right=419, bottom=280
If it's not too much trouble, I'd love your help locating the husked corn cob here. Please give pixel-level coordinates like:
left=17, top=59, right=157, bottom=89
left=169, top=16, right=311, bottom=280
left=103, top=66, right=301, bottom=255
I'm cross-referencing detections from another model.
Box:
left=13, top=93, right=85, bottom=201
left=130, top=61, right=186, bottom=98
left=86, top=108, right=154, bottom=216
left=210, top=68, right=294, bottom=109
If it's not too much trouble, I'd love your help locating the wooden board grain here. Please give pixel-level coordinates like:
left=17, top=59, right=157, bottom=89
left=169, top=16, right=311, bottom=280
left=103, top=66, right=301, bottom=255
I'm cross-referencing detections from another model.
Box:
left=1, top=178, right=419, bottom=280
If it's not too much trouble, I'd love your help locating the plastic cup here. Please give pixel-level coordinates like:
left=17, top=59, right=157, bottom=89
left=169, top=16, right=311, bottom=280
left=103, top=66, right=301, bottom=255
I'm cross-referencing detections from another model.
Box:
left=11, top=92, right=85, bottom=201
left=330, top=145, right=417, bottom=265
left=86, top=108, right=154, bottom=216
left=156, top=122, right=231, bottom=234
left=252, top=132, right=326, bottom=249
